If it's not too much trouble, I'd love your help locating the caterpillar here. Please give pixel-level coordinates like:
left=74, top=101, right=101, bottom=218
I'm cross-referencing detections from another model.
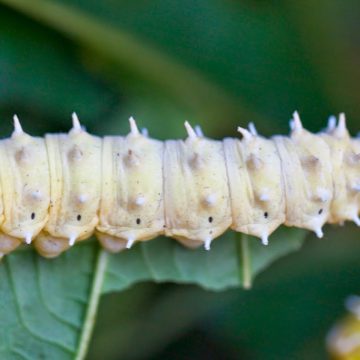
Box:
left=0, top=111, right=358, bottom=259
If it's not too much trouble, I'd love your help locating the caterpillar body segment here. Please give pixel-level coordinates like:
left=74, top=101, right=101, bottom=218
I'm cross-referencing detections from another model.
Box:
left=163, top=126, right=232, bottom=250
left=274, top=136, right=329, bottom=238
left=290, top=117, right=333, bottom=213
left=223, top=133, right=285, bottom=246
left=0, top=117, right=50, bottom=246
left=320, top=114, right=360, bottom=225
left=34, top=115, right=102, bottom=257
left=272, top=113, right=334, bottom=238
left=351, top=137, right=360, bottom=214
left=96, top=124, right=164, bottom=252
left=0, top=111, right=359, bottom=258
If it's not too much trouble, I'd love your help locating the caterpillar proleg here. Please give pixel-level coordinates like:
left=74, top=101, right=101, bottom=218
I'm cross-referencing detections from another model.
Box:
left=0, top=111, right=358, bottom=258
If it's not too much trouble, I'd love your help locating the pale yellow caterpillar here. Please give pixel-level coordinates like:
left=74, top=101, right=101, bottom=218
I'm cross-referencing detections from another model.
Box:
left=0, top=111, right=358, bottom=259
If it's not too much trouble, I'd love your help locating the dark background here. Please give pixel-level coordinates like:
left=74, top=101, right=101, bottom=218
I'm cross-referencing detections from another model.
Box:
left=1, top=1, right=360, bottom=359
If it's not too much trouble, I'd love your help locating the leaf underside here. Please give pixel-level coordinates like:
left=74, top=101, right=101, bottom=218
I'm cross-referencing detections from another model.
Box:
left=0, top=227, right=306, bottom=359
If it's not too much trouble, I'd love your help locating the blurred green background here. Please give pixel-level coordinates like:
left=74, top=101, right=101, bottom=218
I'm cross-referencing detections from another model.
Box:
left=0, top=0, right=359, bottom=359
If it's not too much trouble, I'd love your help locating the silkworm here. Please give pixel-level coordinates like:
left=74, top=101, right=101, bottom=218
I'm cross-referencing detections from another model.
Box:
left=0, top=111, right=358, bottom=258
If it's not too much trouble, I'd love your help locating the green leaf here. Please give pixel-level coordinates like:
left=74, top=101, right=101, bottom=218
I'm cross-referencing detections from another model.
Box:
left=0, top=244, right=96, bottom=359
left=103, top=228, right=305, bottom=293
left=0, top=228, right=306, bottom=359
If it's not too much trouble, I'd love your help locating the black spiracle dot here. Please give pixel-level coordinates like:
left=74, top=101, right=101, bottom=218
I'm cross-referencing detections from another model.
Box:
left=77, top=214, right=82, bottom=221
left=136, top=218, right=141, bottom=225
left=318, top=209, right=323, bottom=215
left=264, top=212, right=269, bottom=219
left=208, top=216, right=213, bottom=223
left=31, top=212, right=35, bottom=220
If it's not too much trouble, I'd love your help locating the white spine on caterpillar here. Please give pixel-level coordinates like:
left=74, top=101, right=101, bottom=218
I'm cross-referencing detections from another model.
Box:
left=0, top=111, right=358, bottom=258
left=194, top=125, right=204, bottom=137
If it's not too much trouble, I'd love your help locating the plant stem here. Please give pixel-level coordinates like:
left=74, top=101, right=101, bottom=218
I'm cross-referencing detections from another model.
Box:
left=76, top=249, right=108, bottom=360
left=240, top=235, right=252, bottom=289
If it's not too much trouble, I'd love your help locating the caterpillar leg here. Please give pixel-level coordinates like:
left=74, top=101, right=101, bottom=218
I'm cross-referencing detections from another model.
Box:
left=34, top=230, right=94, bottom=258
left=33, top=232, right=71, bottom=258
left=0, top=232, right=22, bottom=259
left=96, top=232, right=128, bottom=253
left=172, top=236, right=205, bottom=250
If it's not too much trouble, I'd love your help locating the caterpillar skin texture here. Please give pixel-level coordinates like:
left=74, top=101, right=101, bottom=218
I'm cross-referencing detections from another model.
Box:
left=0, top=112, right=358, bottom=258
